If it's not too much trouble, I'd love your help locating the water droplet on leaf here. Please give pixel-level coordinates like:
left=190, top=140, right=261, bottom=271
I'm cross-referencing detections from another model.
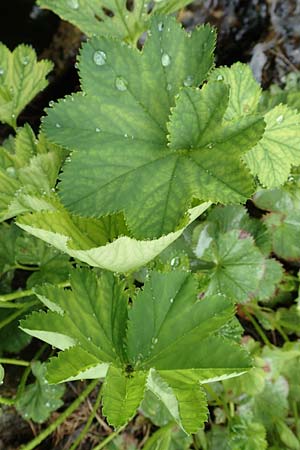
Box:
left=161, top=53, right=171, bottom=67
left=183, top=75, right=193, bottom=87
left=0, top=68, right=4, bottom=76
left=6, top=166, right=16, bottom=177
left=115, top=76, right=128, bottom=91
left=56, top=123, right=61, bottom=128
left=170, top=256, right=180, bottom=267
left=67, top=0, right=79, bottom=9
left=167, top=83, right=172, bottom=91
left=22, top=56, right=30, bottom=65
left=158, top=22, right=164, bottom=32
left=93, top=50, right=107, bottom=66
left=217, top=74, right=223, bottom=81
left=276, top=114, right=284, bottom=124
left=95, top=127, right=101, bottom=132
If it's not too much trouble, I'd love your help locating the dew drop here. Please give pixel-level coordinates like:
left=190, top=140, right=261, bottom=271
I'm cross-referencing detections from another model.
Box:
left=170, top=298, right=174, bottom=304
left=87, top=337, right=92, bottom=341
left=22, top=56, right=30, bottom=65
left=115, top=76, right=128, bottom=91
left=6, top=166, right=16, bottom=177
left=55, top=123, right=61, bottom=128
left=207, top=142, right=214, bottom=149
left=217, top=74, right=223, bottom=81
left=170, top=256, right=180, bottom=267
left=95, top=127, right=101, bottom=132
left=66, top=156, right=72, bottom=163
left=11, top=113, right=16, bottom=119
left=158, top=22, right=164, bottom=32
left=161, top=53, right=171, bottom=67
left=124, top=133, right=128, bottom=138
left=0, top=68, right=4, bottom=76
left=167, top=83, right=172, bottom=91
left=45, top=401, right=50, bottom=407
left=276, top=114, right=284, bottom=124
left=49, top=100, right=55, bottom=107
left=183, top=75, right=193, bottom=87
left=67, top=0, right=79, bottom=9
left=93, top=50, right=107, bottom=66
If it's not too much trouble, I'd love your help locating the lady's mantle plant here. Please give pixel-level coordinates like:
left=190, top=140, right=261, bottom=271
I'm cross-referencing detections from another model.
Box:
left=21, top=269, right=250, bottom=432
left=0, top=7, right=300, bottom=441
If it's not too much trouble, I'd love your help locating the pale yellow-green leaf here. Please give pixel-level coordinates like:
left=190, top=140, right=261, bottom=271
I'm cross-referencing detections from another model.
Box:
left=244, top=104, right=300, bottom=187
left=0, top=43, right=53, bottom=128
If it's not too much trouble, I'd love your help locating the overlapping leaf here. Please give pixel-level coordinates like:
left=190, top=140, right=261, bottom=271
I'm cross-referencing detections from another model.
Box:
left=17, top=202, right=210, bottom=273
left=0, top=124, right=64, bottom=222
left=192, top=206, right=283, bottom=302
left=0, top=43, right=52, bottom=128
left=209, top=63, right=300, bottom=188
left=42, top=16, right=265, bottom=240
left=15, top=361, right=65, bottom=423
left=20, top=269, right=251, bottom=433
left=37, top=0, right=194, bottom=43
left=253, top=179, right=300, bottom=261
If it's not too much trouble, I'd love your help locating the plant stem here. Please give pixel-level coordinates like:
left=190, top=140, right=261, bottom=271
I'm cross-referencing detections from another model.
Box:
left=204, top=384, right=230, bottom=419
left=0, top=358, right=30, bottom=367
left=21, top=379, right=99, bottom=450
left=0, top=301, right=37, bottom=330
left=0, top=281, right=70, bottom=303
left=70, top=383, right=102, bottom=450
left=242, top=308, right=273, bottom=348
left=92, top=426, right=126, bottom=450
left=17, top=344, right=48, bottom=399
left=0, top=396, right=15, bottom=405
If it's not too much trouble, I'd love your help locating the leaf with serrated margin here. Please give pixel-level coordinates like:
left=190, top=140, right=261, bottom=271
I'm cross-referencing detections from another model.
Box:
left=244, top=105, right=300, bottom=187
left=0, top=124, right=64, bottom=222
left=20, top=269, right=251, bottom=432
left=209, top=63, right=261, bottom=120
left=15, top=361, right=64, bottom=423
left=16, top=203, right=210, bottom=272
left=194, top=229, right=265, bottom=302
left=0, top=44, right=52, bottom=128
left=102, top=366, right=147, bottom=428
left=43, top=18, right=264, bottom=238
left=0, top=365, right=4, bottom=384
left=37, top=0, right=195, bottom=44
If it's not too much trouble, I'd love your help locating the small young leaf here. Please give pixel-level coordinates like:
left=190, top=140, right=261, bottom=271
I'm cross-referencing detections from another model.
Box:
left=209, top=62, right=261, bottom=120
left=0, top=44, right=52, bottom=128
left=244, top=105, right=300, bottom=187
left=15, top=361, right=65, bottom=423
left=0, top=124, right=64, bottom=222
left=194, top=229, right=265, bottom=302
left=102, top=366, right=147, bottom=428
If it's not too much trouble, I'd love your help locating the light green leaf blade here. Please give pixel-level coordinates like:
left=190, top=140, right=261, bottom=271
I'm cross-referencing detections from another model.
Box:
left=16, top=203, right=210, bottom=272
left=209, top=62, right=261, bottom=120
left=244, top=104, right=300, bottom=187
left=46, top=346, right=108, bottom=384
left=37, top=0, right=148, bottom=43
left=0, top=124, right=64, bottom=222
left=228, top=418, right=268, bottom=450
left=161, top=377, right=208, bottom=434
left=41, top=17, right=218, bottom=238
left=102, top=366, right=147, bottom=429
left=0, top=44, right=52, bottom=128
left=25, top=269, right=128, bottom=364
left=167, top=82, right=264, bottom=204
left=195, top=229, right=265, bottom=302
left=143, top=424, right=192, bottom=450
left=15, top=361, right=65, bottom=423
